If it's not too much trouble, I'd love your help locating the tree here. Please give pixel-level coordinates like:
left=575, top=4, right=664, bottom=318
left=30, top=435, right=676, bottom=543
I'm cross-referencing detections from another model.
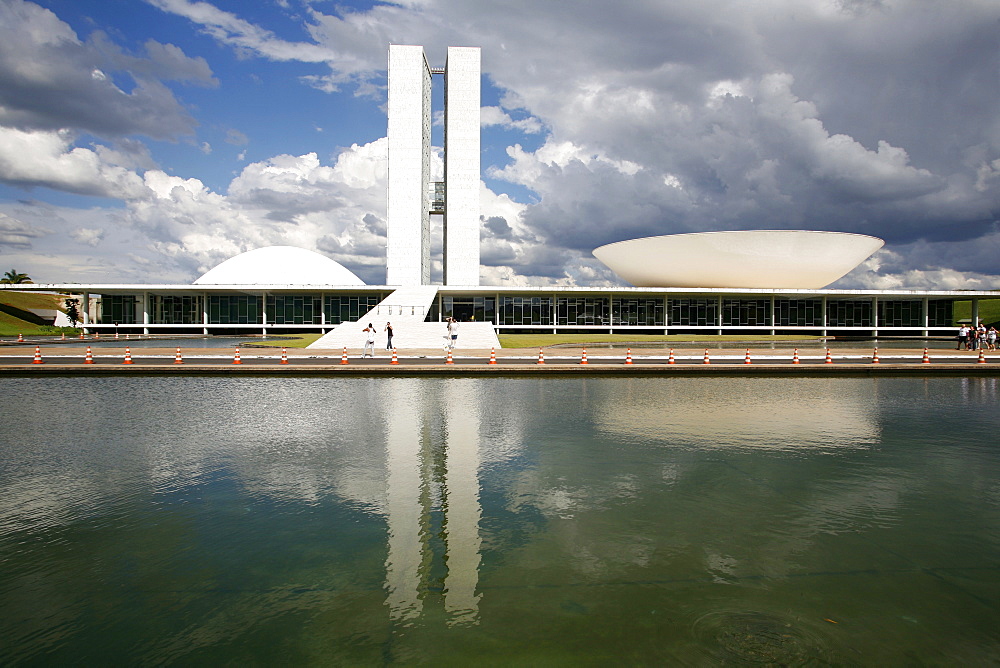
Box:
left=1, top=269, right=31, bottom=284
left=64, top=298, right=81, bottom=327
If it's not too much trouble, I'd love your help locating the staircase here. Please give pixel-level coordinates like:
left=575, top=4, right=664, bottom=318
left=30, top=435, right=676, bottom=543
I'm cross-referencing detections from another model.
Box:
left=308, top=286, right=500, bottom=350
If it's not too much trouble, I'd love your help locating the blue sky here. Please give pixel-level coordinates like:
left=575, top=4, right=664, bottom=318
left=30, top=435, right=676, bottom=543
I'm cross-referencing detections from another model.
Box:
left=1, top=0, right=999, bottom=289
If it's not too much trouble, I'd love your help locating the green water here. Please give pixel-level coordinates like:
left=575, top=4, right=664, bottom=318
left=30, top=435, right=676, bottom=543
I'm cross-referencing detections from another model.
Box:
left=1, top=376, right=998, bottom=664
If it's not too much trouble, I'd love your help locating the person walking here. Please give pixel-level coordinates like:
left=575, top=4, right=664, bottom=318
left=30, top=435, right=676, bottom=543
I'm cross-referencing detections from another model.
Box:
left=363, top=323, right=376, bottom=358
left=446, top=316, right=459, bottom=350
left=957, top=324, right=968, bottom=350
left=384, top=322, right=394, bottom=350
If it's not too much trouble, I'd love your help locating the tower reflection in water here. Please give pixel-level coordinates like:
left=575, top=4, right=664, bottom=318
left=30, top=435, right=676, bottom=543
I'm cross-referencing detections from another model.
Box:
left=383, top=378, right=484, bottom=626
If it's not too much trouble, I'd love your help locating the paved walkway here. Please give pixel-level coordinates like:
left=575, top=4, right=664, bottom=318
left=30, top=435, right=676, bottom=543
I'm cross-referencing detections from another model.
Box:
left=1, top=342, right=997, bottom=374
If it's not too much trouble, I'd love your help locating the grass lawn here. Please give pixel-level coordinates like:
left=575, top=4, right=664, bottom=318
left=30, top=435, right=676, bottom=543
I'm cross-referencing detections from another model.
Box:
left=497, top=333, right=824, bottom=349
left=245, top=333, right=324, bottom=348
left=953, top=299, right=1000, bottom=326
left=0, top=290, right=76, bottom=337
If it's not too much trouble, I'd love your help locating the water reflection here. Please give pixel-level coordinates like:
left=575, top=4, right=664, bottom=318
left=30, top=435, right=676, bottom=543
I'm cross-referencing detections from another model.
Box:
left=1, top=377, right=999, bottom=664
left=383, top=379, right=484, bottom=625
left=593, top=377, right=880, bottom=451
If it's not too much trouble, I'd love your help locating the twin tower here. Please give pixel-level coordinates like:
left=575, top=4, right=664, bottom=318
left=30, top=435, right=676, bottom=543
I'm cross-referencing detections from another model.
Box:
left=386, top=45, right=481, bottom=286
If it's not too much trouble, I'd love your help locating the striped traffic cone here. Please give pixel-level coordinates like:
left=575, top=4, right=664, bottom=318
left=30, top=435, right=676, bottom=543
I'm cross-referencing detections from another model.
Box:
left=84, top=346, right=94, bottom=364
left=744, top=349, right=752, bottom=365
left=446, top=349, right=455, bottom=365
left=580, top=348, right=589, bottom=365
left=61, top=332, right=66, bottom=340
left=174, top=347, right=184, bottom=364
left=115, top=331, right=119, bottom=339
left=389, top=348, right=399, bottom=365
left=94, top=332, right=100, bottom=339
left=281, top=347, right=289, bottom=365
left=667, top=348, right=675, bottom=364
left=79, top=332, right=85, bottom=340
left=922, top=348, right=930, bottom=364
left=232, top=347, right=242, bottom=365
left=872, top=348, right=880, bottom=364
left=32, top=346, right=43, bottom=364
left=17, top=333, right=23, bottom=342
left=340, top=346, right=349, bottom=365
left=625, top=348, right=633, bottom=365
left=792, top=349, right=800, bottom=365
left=825, top=348, right=833, bottom=364
left=488, top=347, right=497, bottom=365
left=537, top=349, right=545, bottom=365
left=122, top=347, right=133, bottom=365
left=703, top=349, right=710, bottom=365
left=978, top=349, right=987, bottom=364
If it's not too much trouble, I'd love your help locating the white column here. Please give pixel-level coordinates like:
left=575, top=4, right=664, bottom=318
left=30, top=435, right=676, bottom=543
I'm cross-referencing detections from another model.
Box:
left=387, top=45, right=432, bottom=286
left=443, top=46, right=481, bottom=286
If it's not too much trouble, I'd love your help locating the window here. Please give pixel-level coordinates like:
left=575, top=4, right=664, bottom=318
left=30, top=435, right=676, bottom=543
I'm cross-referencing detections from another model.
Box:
left=267, top=295, right=322, bottom=325
left=775, top=299, right=822, bottom=327
left=722, top=299, right=770, bottom=327
left=611, top=298, right=664, bottom=326
left=100, top=295, right=139, bottom=324
left=323, top=295, right=383, bottom=325
left=557, top=297, right=608, bottom=325
left=209, top=295, right=261, bottom=324
left=152, top=295, right=203, bottom=324
left=498, top=296, right=552, bottom=325
left=826, top=300, right=873, bottom=327
left=669, top=299, right=718, bottom=326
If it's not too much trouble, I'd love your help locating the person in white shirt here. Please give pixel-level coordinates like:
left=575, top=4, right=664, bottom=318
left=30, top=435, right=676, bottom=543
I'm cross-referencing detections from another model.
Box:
left=363, top=323, right=376, bottom=357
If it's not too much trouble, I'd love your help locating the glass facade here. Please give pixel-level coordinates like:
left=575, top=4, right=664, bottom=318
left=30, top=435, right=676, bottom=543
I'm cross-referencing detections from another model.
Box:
left=556, top=297, right=608, bottom=326
left=152, top=295, right=203, bottom=324
left=499, top=296, right=552, bottom=326
left=441, top=296, right=495, bottom=323
left=669, top=299, right=719, bottom=327
left=826, top=300, right=873, bottom=328
left=612, top=298, right=664, bottom=327
left=87, top=290, right=965, bottom=331
left=209, top=295, right=261, bottom=325
left=101, top=295, right=140, bottom=324
left=877, top=300, right=922, bottom=328
left=722, top=299, right=770, bottom=327
left=775, top=299, right=823, bottom=327
left=324, top=294, right=382, bottom=325
left=928, top=300, right=953, bottom=328
left=267, top=295, right=322, bottom=325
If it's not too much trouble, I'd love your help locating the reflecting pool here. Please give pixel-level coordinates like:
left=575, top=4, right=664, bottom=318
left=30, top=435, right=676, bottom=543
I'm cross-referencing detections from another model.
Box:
left=1, top=376, right=999, bottom=664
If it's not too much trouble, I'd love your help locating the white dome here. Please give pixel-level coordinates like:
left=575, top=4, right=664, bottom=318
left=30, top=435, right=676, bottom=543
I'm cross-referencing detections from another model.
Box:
left=593, top=230, right=883, bottom=289
left=194, top=246, right=365, bottom=285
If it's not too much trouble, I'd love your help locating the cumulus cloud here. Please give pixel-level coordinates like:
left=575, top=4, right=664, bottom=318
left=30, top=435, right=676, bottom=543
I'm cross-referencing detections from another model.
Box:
left=0, top=0, right=214, bottom=139
left=0, top=212, right=48, bottom=247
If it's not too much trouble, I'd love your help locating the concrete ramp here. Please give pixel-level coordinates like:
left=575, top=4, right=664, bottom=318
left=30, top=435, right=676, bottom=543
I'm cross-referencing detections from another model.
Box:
left=308, top=287, right=500, bottom=350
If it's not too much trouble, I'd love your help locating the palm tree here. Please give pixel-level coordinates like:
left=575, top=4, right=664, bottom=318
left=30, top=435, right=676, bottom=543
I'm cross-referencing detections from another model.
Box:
left=1, top=269, right=32, bottom=284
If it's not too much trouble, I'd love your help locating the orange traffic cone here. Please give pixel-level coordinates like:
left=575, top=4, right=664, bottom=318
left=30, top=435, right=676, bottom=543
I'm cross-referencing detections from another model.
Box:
left=32, top=346, right=43, bottom=364
left=94, top=332, right=100, bottom=339
left=537, top=349, right=545, bottom=365
left=79, top=332, right=85, bottom=340
left=340, top=346, right=349, bottom=365
left=174, top=348, right=184, bottom=364
left=580, top=348, right=588, bottom=365
left=115, top=331, right=119, bottom=339
left=122, top=347, right=133, bottom=365
left=488, top=347, right=497, bottom=365
left=744, top=349, right=752, bottom=365
left=446, top=349, right=455, bottom=365
left=232, top=347, right=242, bottom=365
left=17, top=333, right=23, bottom=342
left=872, top=348, right=880, bottom=364
left=922, top=348, right=930, bottom=364
left=703, top=349, right=710, bottom=365
left=978, top=349, right=987, bottom=364
left=625, top=348, right=633, bottom=365
left=281, top=347, right=289, bottom=365
left=667, top=348, right=675, bottom=364
left=389, top=348, right=399, bottom=365
left=825, top=348, right=833, bottom=364
left=61, top=332, right=66, bottom=341
left=84, top=346, right=94, bottom=364
left=792, top=348, right=800, bottom=365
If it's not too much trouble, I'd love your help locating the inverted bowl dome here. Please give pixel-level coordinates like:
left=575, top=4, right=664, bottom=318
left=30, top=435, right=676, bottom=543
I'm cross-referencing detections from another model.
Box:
left=592, top=230, right=883, bottom=289
left=194, top=246, right=365, bottom=286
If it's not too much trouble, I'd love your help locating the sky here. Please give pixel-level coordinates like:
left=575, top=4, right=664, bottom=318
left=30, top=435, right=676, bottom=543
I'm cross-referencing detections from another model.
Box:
left=0, top=0, right=998, bottom=289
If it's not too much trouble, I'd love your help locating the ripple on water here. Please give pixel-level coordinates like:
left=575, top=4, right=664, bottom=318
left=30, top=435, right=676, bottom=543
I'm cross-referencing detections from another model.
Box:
left=692, top=610, right=833, bottom=665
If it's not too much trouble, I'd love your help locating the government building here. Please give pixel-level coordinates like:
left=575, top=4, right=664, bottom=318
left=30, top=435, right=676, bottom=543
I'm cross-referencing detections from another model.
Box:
left=2, top=46, right=994, bottom=345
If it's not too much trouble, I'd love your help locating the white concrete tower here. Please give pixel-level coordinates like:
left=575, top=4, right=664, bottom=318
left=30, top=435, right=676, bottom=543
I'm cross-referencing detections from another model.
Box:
left=386, top=45, right=432, bottom=286
left=443, top=46, right=481, bottom=286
